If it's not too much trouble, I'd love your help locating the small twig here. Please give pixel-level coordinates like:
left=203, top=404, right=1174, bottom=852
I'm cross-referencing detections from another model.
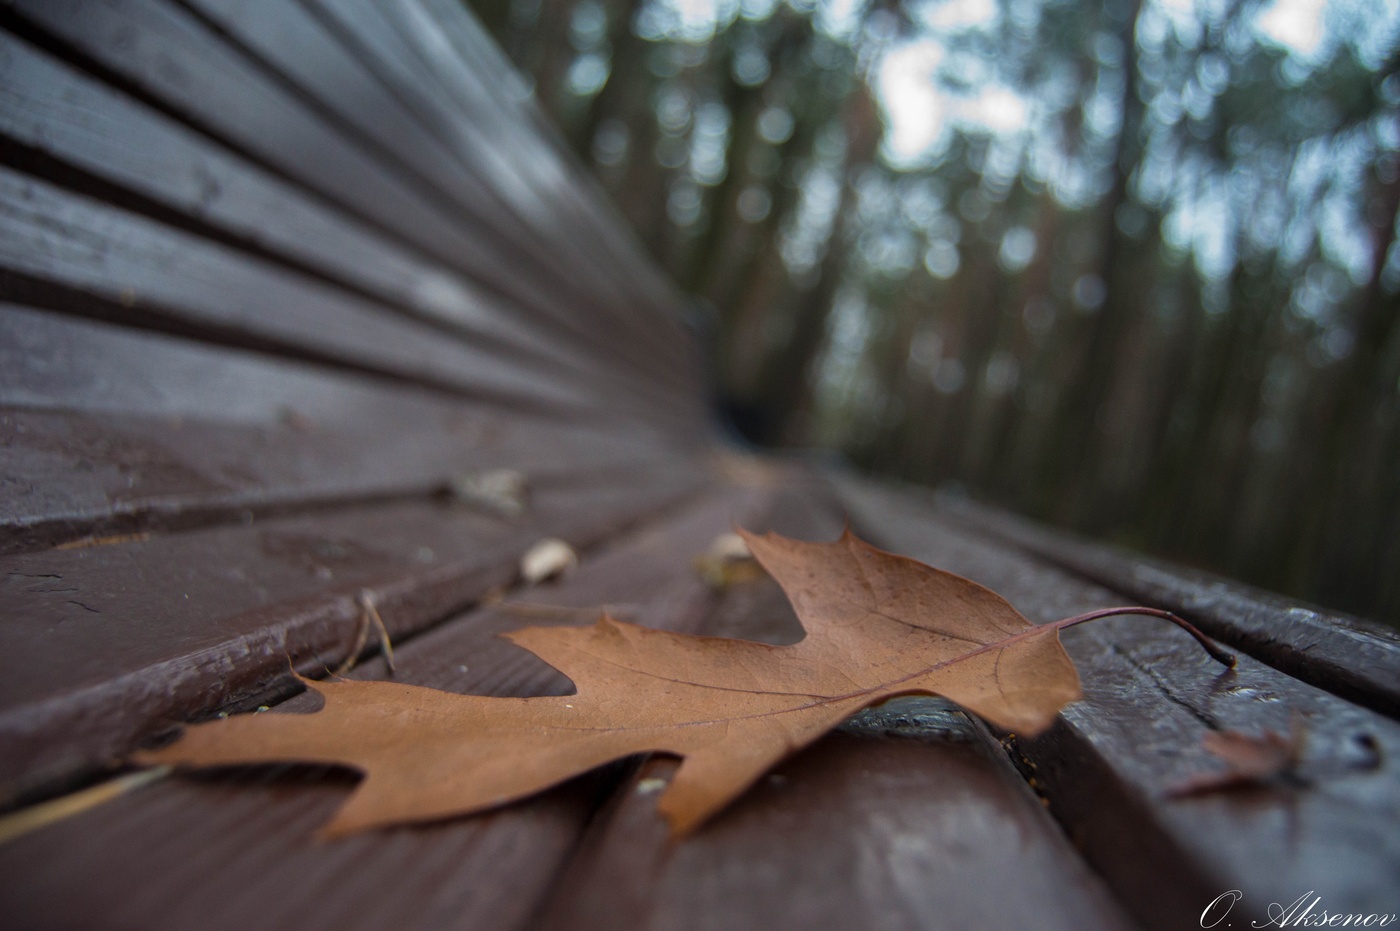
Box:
left=332, top=601, right=373, bottom=677
left=54, top=532, right=152, bottom=551
left=496, top=601, right=639, bottom=621
left=0, top=767, right=171, bottom=846
left=359, top=590, right=395, bottom=675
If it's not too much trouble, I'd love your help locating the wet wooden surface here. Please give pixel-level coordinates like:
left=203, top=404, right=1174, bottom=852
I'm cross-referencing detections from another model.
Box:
left=0, top=465, right=708, bottom=804
left=0, top=484, right=786, bottom=931
left=939, top=494, right=1400, bottom=719
left=3, top=0, right=700, bottom=401
left=2, top=2, right=1397, bottom=929
left=833, top=473, right=1400, bottom=931
left=532, top=493, right=1136, bottom=931
left=0, top=307, right=697, bottom=551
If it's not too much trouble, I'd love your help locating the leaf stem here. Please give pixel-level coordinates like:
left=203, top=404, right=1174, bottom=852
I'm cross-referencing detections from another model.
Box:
left=1052, top=607, right=1237, bottom=669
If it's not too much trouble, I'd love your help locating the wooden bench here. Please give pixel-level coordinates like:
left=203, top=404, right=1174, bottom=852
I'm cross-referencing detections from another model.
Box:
left=1, top=3, right=1397, bottom=929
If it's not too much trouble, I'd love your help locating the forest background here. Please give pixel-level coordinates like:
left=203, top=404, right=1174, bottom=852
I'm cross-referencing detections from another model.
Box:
left=465, top=0, right=1400, bottom=624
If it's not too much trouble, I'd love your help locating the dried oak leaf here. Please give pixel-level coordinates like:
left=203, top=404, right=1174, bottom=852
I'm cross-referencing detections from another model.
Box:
left=138, top=529, right=1224, bottom=838
left=1169, top=715, right=1307, bottom=796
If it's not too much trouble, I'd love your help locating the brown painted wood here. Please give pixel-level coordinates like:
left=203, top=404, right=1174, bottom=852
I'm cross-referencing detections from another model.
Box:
left=3, top=0, right=701, bottom=398
left=0, top=306, right=697, bottom=552
left=3, top=0, right=544, bottom=314
left=0, top=28, right=500, bottom=336
left=287, top=0, right=693, bottom=372
left=198, top=0, right=635, bottom=318
left=0, top=167, right=650, bottom=418
left=408, top=0, right=688, bottom=323
left=832, top=473, right=1400, bottom=931
left=0, top=26, right=684, bottom=418
left=0, top=461, right=710, bottom=804
left=0, top=480, right=794, bottom=931
left=938, top=494, right=1400, bottom=720
left=532, top=487, right=1137, bottom=931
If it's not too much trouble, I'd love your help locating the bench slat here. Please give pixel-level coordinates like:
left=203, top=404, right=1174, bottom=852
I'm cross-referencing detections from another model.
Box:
left=409, top=0, right=689, bottom=318
left=0, top=481, right=788, bottom=931
left=4, top=0, right=698, bottom=396
left=0, top=27, right=683, bottom=414
left=0, top=462, right=711, bottom=803
left=834, top=475, right=1400, bottom=931
left=0, top=306, right=695, bottom=551
left=0, top=167, right=672, bottom=419
left=533, top=496, right=1135, bottom=931
left=940, top=496, right=1400, bottom=719
left=281, top=0, right=694, bottom=371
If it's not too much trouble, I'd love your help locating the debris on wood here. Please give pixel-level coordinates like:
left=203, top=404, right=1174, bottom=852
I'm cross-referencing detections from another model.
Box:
left=360, top=590, right=396, bottom=675
left=1170, top=713, right=1383, bottom=797
left=519, top=538, right=578, bottom=584
left=446, top=468, right=530, bottom=517
left=332, top=590, right=396, bottom=676
left=693, top=531, right=763, bottom=588
left=1169, top=717, right=1306, bottom=796
left=0, top=766, right=171, bottom=845
left=54, top=532, right=152, bottom=551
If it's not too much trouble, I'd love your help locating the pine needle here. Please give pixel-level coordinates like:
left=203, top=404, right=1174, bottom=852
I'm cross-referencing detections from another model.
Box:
left=360, top=590, right=395, bottom=675
left=0, top=767, right=171, bottom=846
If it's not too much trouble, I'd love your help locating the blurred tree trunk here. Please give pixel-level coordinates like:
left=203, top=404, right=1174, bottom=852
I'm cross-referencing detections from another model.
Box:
left=1299, top=151, right=1400, bottom=614
left=1040, top=0, right=1145, bottom=528
left=571, top=0, right=649, bottom=161
left=980, top=191, right=1061, bottom=497
left=753, top=86, right=882, bottom=444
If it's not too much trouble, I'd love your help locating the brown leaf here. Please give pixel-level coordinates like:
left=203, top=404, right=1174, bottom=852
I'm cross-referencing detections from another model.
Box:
left=138, top=529, right=1227, bottom=838
left=1169, top=715, right=1307, bottom=796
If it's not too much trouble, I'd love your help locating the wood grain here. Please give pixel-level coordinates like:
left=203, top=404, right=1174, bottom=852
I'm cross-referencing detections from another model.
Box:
left=532, top=487, right=1136, bottom=931
left=0, top=481, right=793, bottom=931
left=0, top=462, right=709, bottom=804
left=0, top=26, right=682, bottom=418
left=939, top=495, right=1400, bottom=719
left=833, top=473, right=1400, bottom=931
left=0, top=306, right=698, bottom=551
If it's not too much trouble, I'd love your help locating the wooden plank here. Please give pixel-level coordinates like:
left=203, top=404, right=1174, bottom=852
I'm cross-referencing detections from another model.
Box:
left=0, top=480, right=793, bottom=931
left=4, top=0, right=700, bottom=398
left=0, top=306, right=698, bottom=551
left=0, top=25, right=676, bottom=413
left=3, top=0, right=545, bottom=317
left=537, top=733, right=1133, bottom=931
left=409, top=0, right=695, bottom=321
left=190, top=0, right=692, bottom=358
left=0, top=27, right=494, bottom=334
left=285, top=0, right=695, bottom=376
left=0, top=167, right=661, bottom=420
left=0, top=459, right=712, bottom=804
left=938, top=495, right=1400, bottom=719
left=832, top=474, right=1400, bottom=931
left=532, top=487, right=1136, bottom=931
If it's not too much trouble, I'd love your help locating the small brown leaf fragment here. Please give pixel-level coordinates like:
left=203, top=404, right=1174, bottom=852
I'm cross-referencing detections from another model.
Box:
left=138, top=529, right=1229, bottom=839
left=1169, top=714, right=1307, bottom=797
